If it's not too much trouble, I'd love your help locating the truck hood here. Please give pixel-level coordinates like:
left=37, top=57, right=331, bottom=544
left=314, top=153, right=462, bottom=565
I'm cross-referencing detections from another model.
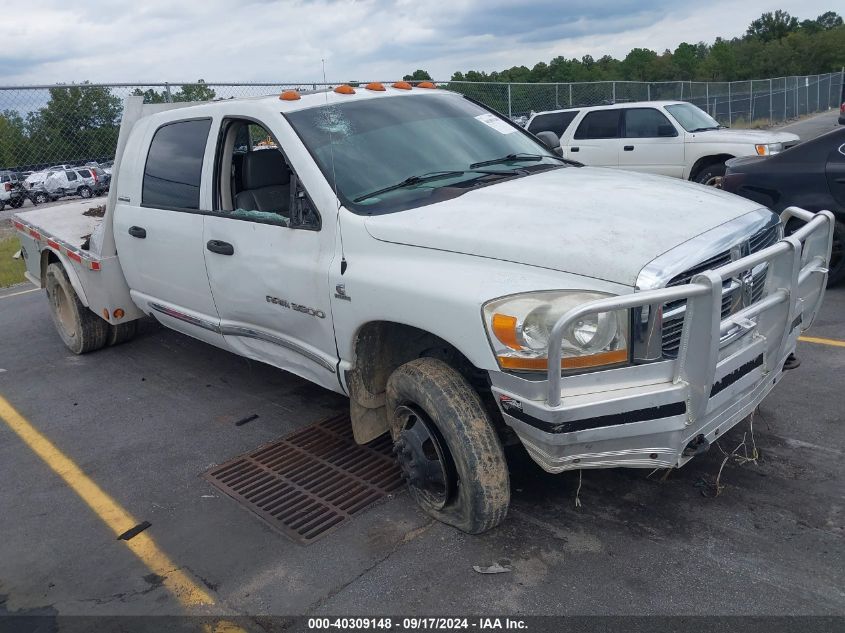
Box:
left=363, top=167, right=765, bottom=286
left=687, top=128, right=799, bottom=145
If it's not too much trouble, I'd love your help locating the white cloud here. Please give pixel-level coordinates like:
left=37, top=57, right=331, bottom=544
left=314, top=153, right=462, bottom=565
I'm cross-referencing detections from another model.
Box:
left=1, top=0, right=838, bottom=84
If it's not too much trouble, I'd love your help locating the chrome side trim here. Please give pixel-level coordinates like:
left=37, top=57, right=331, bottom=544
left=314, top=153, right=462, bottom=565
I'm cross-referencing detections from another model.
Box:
left=148, top=303, right=335, bottom=372
left=221, top=325, right=335, bottom=372
left=149, top=302, right=222, bottom=333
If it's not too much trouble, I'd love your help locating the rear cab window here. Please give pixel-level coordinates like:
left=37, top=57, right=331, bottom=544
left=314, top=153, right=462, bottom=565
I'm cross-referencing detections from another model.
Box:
left=573, top=110, right=621, bottom=139
left=527, top=110, right=579, bottom=138
left=142, top=118, right=212, bottom=210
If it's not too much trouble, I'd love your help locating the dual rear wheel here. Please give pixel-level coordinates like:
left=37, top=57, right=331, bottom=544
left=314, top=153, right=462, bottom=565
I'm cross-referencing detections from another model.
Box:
left=45, top=262, right=136, bottom=354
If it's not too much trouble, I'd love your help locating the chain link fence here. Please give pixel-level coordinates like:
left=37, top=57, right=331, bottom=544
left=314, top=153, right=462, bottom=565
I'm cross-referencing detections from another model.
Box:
left=1, top=73, right=843, bottom=173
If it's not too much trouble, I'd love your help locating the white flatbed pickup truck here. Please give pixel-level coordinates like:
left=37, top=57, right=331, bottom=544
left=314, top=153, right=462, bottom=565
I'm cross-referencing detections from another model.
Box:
left=13, top=86, right=834, bottom=534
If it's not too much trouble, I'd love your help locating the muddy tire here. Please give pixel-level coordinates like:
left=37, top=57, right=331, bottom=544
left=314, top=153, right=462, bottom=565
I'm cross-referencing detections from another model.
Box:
left=694, top=161, right=727, bottom=187
left=45, top=262, right=108, bottom=354
left=107, top=320, right=138, bottom=346
left=385, top=357, right=510, bottom=534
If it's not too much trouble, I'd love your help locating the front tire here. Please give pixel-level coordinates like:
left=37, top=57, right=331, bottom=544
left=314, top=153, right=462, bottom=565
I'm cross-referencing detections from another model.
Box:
left=34, top=192, right=49, bottom=204
left=385, top=358, right=510, bottom=534
left=45, top=263, right=108, bottom=354
left=694, top=162, right=727, bottom=187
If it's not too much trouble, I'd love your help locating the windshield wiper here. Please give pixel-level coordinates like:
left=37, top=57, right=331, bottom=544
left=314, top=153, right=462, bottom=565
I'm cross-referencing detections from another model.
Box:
left=688, top=126, right=720, bottom=132
left=470, top=152, right=580, bottom=169
left=353, top=169, right=515, bottom=203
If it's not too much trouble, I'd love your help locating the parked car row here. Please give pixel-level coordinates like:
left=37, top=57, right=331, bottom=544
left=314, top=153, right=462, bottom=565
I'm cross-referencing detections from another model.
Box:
left=23, top=165, right=110, bottom=205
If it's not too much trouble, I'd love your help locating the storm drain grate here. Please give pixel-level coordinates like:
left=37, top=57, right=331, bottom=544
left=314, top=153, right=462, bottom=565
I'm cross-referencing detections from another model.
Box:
left=204, top=414, right=404, bottom=543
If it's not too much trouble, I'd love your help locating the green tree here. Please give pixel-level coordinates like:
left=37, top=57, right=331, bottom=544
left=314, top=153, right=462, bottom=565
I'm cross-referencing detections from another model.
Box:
left=0, top=110, right=27, bottom=169
left=622, top=48, right=658, bottom=81
left=747, top=10, right=799, bottom=42
left=173, top=80, right=216, bottom=102
left=402, top=69, right=432, bottom=81
left=673, top=42, right=699, bottom=80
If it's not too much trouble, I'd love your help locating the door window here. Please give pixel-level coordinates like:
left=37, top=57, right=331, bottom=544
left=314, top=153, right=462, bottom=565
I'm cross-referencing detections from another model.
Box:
left=527, top=110, right=579, bottom=137
left=623, top=108, right=677, bottom=138
left=142, top=119, right=212, bottom=210
left=65, top=170, right=78, bottom=181
left=214, top=118, right=319, bottom=229
left=573, top=110, right=621, bottom=139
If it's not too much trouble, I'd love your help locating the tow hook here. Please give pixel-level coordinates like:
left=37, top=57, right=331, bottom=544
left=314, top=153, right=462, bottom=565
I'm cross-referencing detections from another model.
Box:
left=683, top=434, right=710, bottom=457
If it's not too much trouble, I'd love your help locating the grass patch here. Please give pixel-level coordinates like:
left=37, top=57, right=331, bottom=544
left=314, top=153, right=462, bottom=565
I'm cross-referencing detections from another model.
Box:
left=0, top=236, right=26, bottom=288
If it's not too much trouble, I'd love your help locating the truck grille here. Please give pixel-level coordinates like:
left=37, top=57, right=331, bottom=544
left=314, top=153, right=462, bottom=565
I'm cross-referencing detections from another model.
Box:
left=661, top=224, right=778, bottom=358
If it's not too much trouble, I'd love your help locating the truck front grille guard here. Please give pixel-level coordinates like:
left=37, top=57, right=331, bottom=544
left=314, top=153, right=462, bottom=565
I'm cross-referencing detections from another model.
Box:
left=546, top=208, right=834, bottom=413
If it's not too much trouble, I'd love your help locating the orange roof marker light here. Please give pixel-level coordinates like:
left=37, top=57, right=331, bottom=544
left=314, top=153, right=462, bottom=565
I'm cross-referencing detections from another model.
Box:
left=279, top=90, right=301, bottom=101
left=416, top=81, right=437, bottom=89
left=365, top=82, right=386, bottom=91
left=392, top=81, right=412, bottom=90
left=334, top=84, right=356, bottom=95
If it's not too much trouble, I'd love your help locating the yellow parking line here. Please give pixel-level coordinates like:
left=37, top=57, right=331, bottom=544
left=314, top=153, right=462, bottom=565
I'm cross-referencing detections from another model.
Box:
left=0, top=287, right=39, bottom=299
left=798, top=336, right=845, bottom=348
left=0, top=394, right=214, bottom=608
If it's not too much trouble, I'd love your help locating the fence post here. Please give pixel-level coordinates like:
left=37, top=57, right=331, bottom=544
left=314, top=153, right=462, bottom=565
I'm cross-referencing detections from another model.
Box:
left=829, top=72, right=834, bottom=109
left=705, top=83, right=709, bottom=114
left=769, top=78, right=773, bottom=124
left=750, top=81, right=754, bottom=121
left=647, top=83, right=651, bottom=101
left=612, top=81, right=616, bottom=103
left=816, top=74, right=820, bottom=112
left=569, top=83, right=573, bottom=107
left=555, top=83, right=559, bottom=108
left=507, top=83, right=512, bottom=118
left=728, top=82, right=732, bottom=125
left=164, top=83, right=172, bottom=103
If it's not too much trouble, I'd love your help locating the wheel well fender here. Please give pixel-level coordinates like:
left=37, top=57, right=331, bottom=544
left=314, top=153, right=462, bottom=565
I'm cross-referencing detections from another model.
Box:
left=345, top=321, right=487, bottom=444
left=689, top=154, right=734, bottom=180
left=41, top=248, right=90, bottom=307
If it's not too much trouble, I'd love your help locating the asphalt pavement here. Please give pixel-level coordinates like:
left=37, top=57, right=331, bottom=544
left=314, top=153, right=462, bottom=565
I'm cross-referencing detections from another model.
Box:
left=0, top=281, right=843, bottom=622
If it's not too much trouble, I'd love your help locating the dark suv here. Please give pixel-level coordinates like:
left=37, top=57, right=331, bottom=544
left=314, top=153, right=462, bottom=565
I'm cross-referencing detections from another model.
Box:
left=0, top=171, right=27, bottom=211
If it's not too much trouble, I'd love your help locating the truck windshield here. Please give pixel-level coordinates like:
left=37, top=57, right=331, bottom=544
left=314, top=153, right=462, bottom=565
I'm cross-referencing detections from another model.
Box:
left=285, top=94, right=564, bottom=214
left=665, top=103, right=721, bottom=132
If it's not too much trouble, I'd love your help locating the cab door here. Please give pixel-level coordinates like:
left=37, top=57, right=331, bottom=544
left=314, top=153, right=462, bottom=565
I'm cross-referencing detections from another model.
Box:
left=113, top=117, right=226, bottom=348
left=564, top=109, right=621, bottom=167
left=618, top=107, right=685, bottom=177
left=201, top=117, right=340, bottom=392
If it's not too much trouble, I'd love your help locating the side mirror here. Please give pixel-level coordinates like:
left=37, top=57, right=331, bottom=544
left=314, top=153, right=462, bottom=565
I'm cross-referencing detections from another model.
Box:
left=658, top=124, right=677, bottom=138
left=535, top=131, right=563, bottom=156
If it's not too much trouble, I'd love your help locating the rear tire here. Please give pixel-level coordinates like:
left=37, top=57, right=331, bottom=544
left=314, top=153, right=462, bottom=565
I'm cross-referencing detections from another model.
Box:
left=45, top=262, right=108, bottom=354
left=694, top=162, right=727, bottom=187
left=107, top=320, right=138, bottom=346
left=78, top=186, right=92, bottom=199
left=9, top=197, right=23, bottom=208
left=0, top=200, right=4, bottom=211
left=385, top=357, right=510, bottom=534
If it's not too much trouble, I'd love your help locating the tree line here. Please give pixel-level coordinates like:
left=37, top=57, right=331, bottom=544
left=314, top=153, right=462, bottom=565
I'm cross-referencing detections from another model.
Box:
left=420, top=10, right=845, bottom=84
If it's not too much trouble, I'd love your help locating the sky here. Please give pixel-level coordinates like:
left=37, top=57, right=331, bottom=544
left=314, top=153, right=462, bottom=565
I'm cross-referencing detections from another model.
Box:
left=0, top=0, right=838, bottom=85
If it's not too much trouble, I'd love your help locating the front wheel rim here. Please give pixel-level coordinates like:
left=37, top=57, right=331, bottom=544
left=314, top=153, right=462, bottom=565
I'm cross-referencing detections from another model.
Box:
left=703, top=175, right=723, bottom=187
left=393, top=404, right=456, bottom=510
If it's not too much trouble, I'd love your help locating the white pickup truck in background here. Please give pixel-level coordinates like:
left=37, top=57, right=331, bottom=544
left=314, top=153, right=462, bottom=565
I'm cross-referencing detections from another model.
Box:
left=526, top=101, right=800, bottom=185
left=13, top=87, right=833, bottom=534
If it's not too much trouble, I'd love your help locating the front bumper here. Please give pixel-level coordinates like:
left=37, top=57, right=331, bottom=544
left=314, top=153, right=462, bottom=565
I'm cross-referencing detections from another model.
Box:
left=491, top=208, right=834, bottom=473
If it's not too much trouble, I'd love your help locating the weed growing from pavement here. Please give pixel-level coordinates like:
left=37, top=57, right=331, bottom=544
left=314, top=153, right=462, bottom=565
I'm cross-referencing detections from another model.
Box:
left=0, top=236, right=25, bottom=288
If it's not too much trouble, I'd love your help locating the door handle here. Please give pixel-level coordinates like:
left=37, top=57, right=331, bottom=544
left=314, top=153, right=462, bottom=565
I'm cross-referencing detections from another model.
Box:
left=570, top=147, right=580, bottom=152
left=624, top=145, right=634, bottom=151
left=206, top=240, right=234, bottom=256
left=128, top=226, right=146, bottom=239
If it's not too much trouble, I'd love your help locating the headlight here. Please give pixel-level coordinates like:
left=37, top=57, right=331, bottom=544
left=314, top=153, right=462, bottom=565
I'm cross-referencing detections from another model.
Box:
left=483, top=291, right=629, bottom=372
left=755, top=143, right=783, bottom=156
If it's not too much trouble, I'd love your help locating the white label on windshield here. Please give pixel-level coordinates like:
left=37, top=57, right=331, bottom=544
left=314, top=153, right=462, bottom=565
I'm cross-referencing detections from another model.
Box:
left=474, top=113, right=516, bottom=134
